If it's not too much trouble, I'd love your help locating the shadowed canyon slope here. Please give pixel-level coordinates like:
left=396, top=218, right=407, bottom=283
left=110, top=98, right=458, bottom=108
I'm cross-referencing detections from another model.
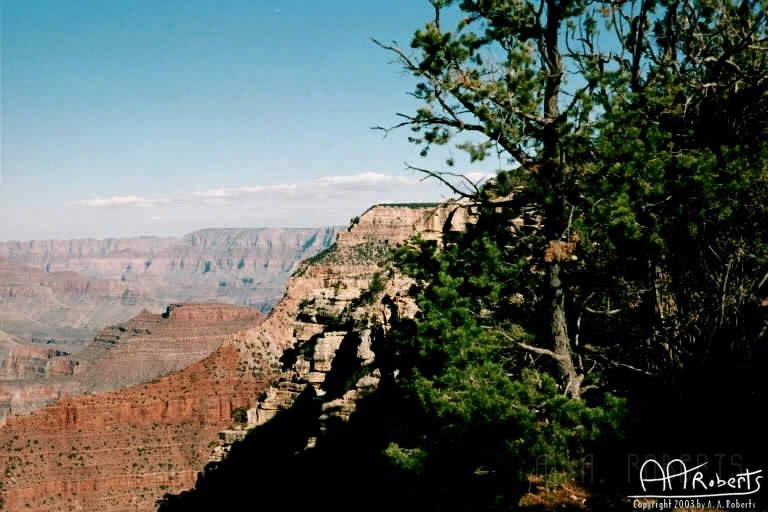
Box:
left=154, top=202, right=472, bottom=511
left=0, top=227, right=340, bottom=344
left=0, top=204, right=468, bottom=512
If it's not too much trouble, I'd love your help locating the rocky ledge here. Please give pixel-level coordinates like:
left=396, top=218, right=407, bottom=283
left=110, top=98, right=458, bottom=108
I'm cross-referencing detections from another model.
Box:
left=200, top=202, right=471, bottom=480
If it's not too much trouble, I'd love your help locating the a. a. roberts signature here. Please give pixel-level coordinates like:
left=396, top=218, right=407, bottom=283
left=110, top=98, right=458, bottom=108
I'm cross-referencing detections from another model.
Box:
left=629, top=459, right=763, bottom=498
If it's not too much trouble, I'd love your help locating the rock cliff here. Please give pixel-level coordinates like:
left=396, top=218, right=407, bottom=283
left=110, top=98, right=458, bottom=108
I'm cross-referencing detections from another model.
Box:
left=0, top=227, right=340, bottom=316
left=155, top=202, right=472, bottom=510
left=0, top=204, right=469, bottom=511
left=240, top=203, right=469, bottom=432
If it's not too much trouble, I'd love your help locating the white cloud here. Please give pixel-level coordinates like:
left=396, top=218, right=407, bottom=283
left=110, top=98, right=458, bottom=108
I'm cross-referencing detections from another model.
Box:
left=315, top=172, right=420, bottom=187
left=191, top=183, right=298, bottom=200
left=73, top=173, right=427, bottom=208
left=73, top=195, right=164, bottom=207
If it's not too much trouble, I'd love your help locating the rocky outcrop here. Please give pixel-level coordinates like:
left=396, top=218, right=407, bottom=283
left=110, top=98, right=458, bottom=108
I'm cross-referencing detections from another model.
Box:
left=249, top=267, right=418, bottom=433
left=212, top=202, right=470, bottom=463
left=0, top=204, right=469, bottom=511
left=347, top=201, right=470, bottom=244
left=163, top=303, right=263, bottom=325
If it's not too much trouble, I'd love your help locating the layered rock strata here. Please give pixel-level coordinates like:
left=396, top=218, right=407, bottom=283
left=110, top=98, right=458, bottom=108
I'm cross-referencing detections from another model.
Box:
left=0, top=227, right=340, bottom=320
left=0, top=301, right=267, bottom=511
left=0, top=304, right=263, bottom=423
left=0, top=203, right=469, bottom=511
left=210, top=203, right=470, bottom=466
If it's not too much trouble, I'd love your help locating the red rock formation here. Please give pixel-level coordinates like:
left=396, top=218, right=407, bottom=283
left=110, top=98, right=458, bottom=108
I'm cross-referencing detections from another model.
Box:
left=0, top=206, right=467, bottom=511
left=71, top=304, right=263, bottom=393
left=0, top=341, right=266, bottom=512
left=0, top=304, right=263, bottom=421
left=164, top=303, right=263, bottom=325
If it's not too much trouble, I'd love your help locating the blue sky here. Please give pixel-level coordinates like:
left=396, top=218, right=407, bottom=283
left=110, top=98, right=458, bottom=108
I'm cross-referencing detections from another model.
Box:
left=0, top=0, right=495, bottom=240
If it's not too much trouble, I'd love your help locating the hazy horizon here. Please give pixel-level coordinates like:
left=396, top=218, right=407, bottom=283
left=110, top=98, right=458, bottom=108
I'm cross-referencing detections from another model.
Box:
left=0, top=224, right=346, bottom=243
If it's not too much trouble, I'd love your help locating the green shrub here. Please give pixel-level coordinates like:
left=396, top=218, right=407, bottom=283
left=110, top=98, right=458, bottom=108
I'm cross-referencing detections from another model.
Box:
left=230, top=407, right=248, bottom=425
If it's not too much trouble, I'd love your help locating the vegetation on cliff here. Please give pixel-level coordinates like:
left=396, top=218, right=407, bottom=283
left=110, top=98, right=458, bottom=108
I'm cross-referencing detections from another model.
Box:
left=372, top=0, right=768, bottom=506
left=157, top=1, right=767, bottom=510
left=374, top=0, right=768, bottom=503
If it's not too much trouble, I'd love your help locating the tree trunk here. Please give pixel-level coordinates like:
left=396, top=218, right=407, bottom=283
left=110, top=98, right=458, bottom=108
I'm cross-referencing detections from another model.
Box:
left=653, top=262, right=682, bottom=369
left=549, top=262, right=583, bottom=398
left=541, top=0, right=581, bottom=398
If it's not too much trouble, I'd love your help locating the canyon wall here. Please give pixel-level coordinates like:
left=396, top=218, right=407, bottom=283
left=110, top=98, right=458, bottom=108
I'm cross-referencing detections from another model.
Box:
left=0, top=304, right=266, bottom=511
left=0, top=227, right=340, bottom=314
left=0, top=227, right=338, bottom=419
left=0, top=304, right=263, bottom=423
left=0, top=228, right=339, bottom=348
left=0, top=257, right=152, bottom=346
left=158, top=202, right=472, bottom=510
left=0, top=204, right=468, bottom=511
left=0, top=342, right=266, bottom=511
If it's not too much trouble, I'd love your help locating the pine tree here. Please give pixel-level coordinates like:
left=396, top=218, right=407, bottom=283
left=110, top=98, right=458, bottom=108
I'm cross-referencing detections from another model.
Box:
left=377, top=0, right=768, bottom=395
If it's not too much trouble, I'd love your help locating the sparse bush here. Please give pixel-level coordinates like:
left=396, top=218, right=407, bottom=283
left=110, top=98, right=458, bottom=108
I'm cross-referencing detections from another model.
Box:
left=230, top=407, right=248, bottom=425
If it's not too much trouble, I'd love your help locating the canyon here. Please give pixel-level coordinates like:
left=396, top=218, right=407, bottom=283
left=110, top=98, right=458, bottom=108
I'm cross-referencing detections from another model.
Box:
left=0, top=303, right=263, bottom=422
left=0, top=227, right=340, bottom=345
left=0, top=257, right=149, bottom=348
left=157, top=201, right=471, bottom=511
left=0, top=203, right=469, bottom=511
left=0, top=228, right=336, bottom=420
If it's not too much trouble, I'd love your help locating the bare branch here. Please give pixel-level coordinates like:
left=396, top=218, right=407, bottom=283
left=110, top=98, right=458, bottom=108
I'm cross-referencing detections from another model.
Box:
left=371, top=38, right=420, bottom=72
left=582, top=345, right=655, bottom=375
left=372, top=38, right=536, bottom=170
left=518, top=341, right=568, bottom=360
left=584, top=306, right=622, bottom=315
left=496, top=329, right=569, bottom=361
left=756, top=271, right=768, bottom=290
left=405, top=163, right=480, bottom=198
